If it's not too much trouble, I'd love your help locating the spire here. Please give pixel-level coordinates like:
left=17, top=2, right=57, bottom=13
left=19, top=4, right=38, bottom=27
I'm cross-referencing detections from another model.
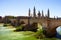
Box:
left=47, top=9, right=50, bottom=18
left=38, top=11, right=41, bottom=18
left=33, top=6, right=36, bottom=17
left=42, top=10, right=44, bottom=17
left=28, top=8, right=31, bottom=17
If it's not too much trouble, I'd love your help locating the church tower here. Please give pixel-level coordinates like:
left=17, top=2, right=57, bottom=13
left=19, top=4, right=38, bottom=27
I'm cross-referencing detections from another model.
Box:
left=33, top=6, right=36, bottom=17
left=28, top=8, right=31, bottom=17
left=47, top=9, right=50, bottom=18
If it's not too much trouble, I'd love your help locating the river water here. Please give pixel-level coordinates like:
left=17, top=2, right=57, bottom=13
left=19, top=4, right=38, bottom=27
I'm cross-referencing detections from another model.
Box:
left=56, top=26, right=61, bottom=39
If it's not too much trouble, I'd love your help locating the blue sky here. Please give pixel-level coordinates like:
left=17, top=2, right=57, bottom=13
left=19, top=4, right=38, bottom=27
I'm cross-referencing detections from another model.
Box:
left=0, top=0, right=61, bottom=17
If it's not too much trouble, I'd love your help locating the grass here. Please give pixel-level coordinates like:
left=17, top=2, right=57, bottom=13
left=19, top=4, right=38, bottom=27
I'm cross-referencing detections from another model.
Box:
left=0, top=29, right=37, bottom=40
left=38, top=38, right=61, bottom=40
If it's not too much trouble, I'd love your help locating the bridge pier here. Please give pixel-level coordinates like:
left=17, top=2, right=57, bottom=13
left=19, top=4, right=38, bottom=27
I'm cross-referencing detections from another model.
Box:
left=43, top=26, right=57, bottom=38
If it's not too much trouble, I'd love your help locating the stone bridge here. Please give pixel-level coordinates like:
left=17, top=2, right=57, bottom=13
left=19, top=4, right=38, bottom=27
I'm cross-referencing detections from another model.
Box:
left=29, top=18, right=61, bottom=37
left=5, top=16, right=61, bottom=37
left=45, top=18, right=61, bottom=37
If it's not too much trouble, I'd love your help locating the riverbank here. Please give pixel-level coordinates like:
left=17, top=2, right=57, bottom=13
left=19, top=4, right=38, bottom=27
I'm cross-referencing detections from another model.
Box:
left=0, top=24, right=61, bottom=40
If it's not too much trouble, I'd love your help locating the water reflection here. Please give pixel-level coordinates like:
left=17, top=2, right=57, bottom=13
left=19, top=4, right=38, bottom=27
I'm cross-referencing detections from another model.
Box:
left=56, top=26, right=61, bottom=38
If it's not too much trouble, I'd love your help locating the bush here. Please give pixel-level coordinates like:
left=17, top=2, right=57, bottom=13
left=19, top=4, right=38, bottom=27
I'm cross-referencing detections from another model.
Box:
left=14, top=25, right=24, bottom=32
left=3, top=24, right=7, bottom=27
left=14, top=22, right=38, bottom=32
left=35, top=28, right=45, bottom=39
left=3, top=24, right=8, bottom=27
left=22, top=23, right=38, bottom=32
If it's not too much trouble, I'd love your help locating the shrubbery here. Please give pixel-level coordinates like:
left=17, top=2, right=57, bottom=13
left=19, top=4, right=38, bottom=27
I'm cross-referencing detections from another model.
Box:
left=14, top=25, right=24, bottom=31
left=15, top=22, right=38, bottom=32
left=3, top=24, right=8, bottom=27
left=35, top=28, right=45, bottom=39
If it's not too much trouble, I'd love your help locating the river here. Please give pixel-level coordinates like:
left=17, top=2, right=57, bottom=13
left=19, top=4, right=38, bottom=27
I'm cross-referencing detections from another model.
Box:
left=56, top=26, right=61, bottom=39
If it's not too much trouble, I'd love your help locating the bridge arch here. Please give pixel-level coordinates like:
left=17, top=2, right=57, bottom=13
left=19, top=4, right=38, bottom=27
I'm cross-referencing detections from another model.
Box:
left=56, top=26, right=61, bottom=34
left=46, top=25, right=61, bottom=37
left=37, top=23, right=43, bottom=31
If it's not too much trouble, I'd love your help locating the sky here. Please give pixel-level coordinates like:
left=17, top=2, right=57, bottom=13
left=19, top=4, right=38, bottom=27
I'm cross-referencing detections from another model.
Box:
left=0, top=0, right=61, bottom=18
